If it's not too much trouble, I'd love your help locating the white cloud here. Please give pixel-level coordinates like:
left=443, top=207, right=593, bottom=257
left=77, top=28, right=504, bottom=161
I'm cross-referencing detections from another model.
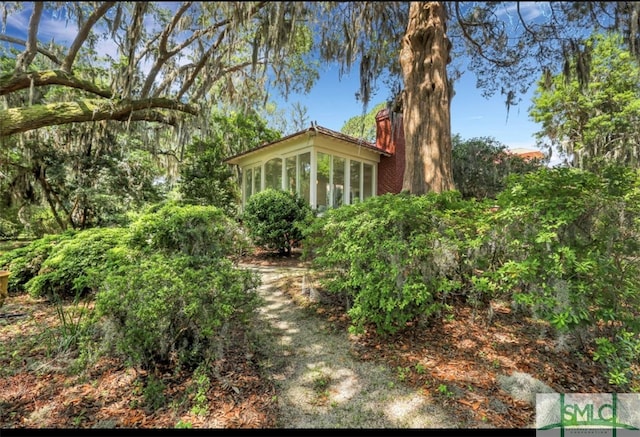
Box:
left=4, top=3, right=78, bottom=46
left=37, top=15, right=78, bottom=45
left=496, top=2, right=548, bottom=23
left=4, top=6, right=31, bottom=38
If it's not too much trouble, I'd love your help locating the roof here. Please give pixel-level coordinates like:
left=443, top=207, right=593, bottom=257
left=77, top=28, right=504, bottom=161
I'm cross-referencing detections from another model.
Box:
left=508, top=148, right=545, bottom=160
left=224, top=124, right=390, bottom=164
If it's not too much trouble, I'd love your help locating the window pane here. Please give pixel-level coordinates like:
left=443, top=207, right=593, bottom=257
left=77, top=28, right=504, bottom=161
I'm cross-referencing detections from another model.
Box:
left=286, top=156, right=296, bottom=194
left=244, top=168, right=252, bottom=202
left=350, top=160, right=361, bottom=204
left=299, top=152, right=311, bottom=205
left=317, top=152, right=330, bottom=211
left=265, top=158, right=282, bottom=190
left=333, top=156, right=345, bottom=207
left=253, top=166, right=261, bottom=195
left=363, top=163, right=373, bottom=199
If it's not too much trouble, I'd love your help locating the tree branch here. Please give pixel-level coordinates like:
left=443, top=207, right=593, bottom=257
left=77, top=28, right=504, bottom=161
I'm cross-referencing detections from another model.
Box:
left=0, top=35, right=62, bottom=66
left=153, top=63, right=194, bottom=97
left=177, top=29, right=228, bottom=99
left=140, top=1, right=193, bottom=97
left=114, top=109, right=188, bottom=126
left=0, top=70, right=113, bottom=98
left=62, top=1, right=117, bottom=72
left=453, top=3, right=517, bottom=68
left=0, top=98, right=198, bottom=137
left=14, top=1, right=43, bottom=72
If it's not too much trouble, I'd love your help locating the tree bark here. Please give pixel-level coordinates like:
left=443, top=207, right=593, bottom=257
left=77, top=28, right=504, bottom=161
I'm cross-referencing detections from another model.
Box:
left=0, top=70, right=113, bottom=98
left=35, top=169, right=69, bottom=231
left=14, top=1, right=43, bottom=73
left=0, top=98, right=198, bottom=137
left=61, top=2, right=117, bottom=72
left=399, top=1, right=455, bottom=194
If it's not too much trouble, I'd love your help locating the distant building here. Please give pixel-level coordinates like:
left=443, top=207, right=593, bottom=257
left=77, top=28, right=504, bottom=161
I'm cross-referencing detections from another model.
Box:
left=507, top=147, right=545, bottom=162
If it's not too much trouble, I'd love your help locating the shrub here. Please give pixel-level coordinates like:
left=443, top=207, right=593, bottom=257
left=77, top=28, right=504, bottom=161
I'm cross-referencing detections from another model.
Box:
left=127, top=201, right=250, bottom=259
left=94, top=251, right=261, bottom=370
left=0, top=217, right=20, bottom=239
left=490, top=166, right=640, bottom=388
left=242, top=189, right=313, bottom=255
left=304, top=192, right=493, bottom=335
left=25, top=227, right=128, bottom=299
left=452, top=135, right=543, bottom=200
left=0, top=232, right=76, bottom=294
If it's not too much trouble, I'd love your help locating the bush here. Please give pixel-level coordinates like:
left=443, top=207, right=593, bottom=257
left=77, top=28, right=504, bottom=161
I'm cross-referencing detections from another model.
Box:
left=242, top=189, right=313, bottom=255
left=0, top=232, right=76, bottom=294
left=94, top=251, right=261, bottom=370
left=25, top=227, right=128, bottom=299
left=127, top=201, right=250, bottom=259
left=452, top=135, right=542, bottom=200
left=304, top=192, right=493, bottom=335
left=0, top=217, right=20, bottom=239
left=490, top=166, right=640, bottom=388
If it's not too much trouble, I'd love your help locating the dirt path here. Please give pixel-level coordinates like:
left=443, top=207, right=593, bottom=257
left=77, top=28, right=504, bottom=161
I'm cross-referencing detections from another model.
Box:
left=240, top=263, right=475, bottom=429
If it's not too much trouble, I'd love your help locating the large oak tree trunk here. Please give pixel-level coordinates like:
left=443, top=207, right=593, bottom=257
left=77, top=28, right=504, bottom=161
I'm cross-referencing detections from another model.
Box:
left=400, top=2, right=455, bottom=194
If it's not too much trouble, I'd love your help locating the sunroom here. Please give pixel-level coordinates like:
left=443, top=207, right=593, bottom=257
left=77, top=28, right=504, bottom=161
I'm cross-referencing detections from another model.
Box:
left=225, top=123, right=391, bottom=212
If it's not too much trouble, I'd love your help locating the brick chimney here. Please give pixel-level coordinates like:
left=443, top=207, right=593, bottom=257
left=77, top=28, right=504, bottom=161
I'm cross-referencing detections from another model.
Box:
left=375, top=109, right=405, bottom=195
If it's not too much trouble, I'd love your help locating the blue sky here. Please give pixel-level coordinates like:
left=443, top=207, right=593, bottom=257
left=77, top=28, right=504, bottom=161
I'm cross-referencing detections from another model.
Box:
left=3, top=2, right=544, bottom=154
left=282, top=63, right=542, bottom=151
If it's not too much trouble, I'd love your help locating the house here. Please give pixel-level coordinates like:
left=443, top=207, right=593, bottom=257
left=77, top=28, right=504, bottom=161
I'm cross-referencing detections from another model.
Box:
left=225, top=109, right=405, bottom=211
left=225, top=109, right=545, bottom=211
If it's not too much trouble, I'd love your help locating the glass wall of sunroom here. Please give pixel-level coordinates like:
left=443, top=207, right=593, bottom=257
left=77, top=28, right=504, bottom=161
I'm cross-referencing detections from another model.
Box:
left=241, top=150, right=376, bottom=211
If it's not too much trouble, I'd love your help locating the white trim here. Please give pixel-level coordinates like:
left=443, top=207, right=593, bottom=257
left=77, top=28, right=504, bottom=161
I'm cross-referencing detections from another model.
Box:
left=234, top=138, right=380, bottom=210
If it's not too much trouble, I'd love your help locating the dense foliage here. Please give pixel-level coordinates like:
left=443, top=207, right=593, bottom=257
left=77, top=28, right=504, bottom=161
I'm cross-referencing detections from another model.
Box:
left=127, top=201, right=251, bottom=259
left=451, top=135, right=544, bottom=200
left=530, top=32, right=640, bottom=172
left=24, top=227, right=127, bottom=299
left=0, top=202, right=260, bottom=375
left=489, top=166, right=640, bottom=387
left=305, top=166, right=640, bottom=389
left=304, top=192, right=493, bottom=335
left=94, top=252, right=260, bottom=369
left=179, top=112, right=281, bottom=217
left=0, top=232, right=77, bottom=294
left=242, top=189, right=313, bottom=255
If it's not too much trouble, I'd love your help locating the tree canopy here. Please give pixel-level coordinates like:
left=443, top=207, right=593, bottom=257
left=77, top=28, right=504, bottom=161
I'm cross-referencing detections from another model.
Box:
left=0, top=2, right=317, bottom=137
left=0, top=2, right=315, bottom=231
left=179, top=111, right=280, bottom=216
left=309, top=2, right=640, bottom=193
left=3, top=2, right=640, bottom=197
left=340, top=101, right=387, bottom=142
left=530, top=32, right=640, bottom=172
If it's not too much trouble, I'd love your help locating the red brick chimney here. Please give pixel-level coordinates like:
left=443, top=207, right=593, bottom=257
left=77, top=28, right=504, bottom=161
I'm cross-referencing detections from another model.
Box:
left=375, top=109, right=405, bottom=195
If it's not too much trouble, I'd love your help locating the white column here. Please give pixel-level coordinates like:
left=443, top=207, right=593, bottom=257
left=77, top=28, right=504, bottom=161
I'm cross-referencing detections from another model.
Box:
left=310, top=149, right=317, bottom=209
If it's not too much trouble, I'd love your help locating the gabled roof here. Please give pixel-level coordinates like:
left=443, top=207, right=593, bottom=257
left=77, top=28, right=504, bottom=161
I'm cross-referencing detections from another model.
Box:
left=224, top=124, right=390, bottom=165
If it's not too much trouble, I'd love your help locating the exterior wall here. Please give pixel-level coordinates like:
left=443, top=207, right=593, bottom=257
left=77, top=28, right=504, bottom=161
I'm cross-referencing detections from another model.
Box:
left=375, top=109, right=405, bottom=195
